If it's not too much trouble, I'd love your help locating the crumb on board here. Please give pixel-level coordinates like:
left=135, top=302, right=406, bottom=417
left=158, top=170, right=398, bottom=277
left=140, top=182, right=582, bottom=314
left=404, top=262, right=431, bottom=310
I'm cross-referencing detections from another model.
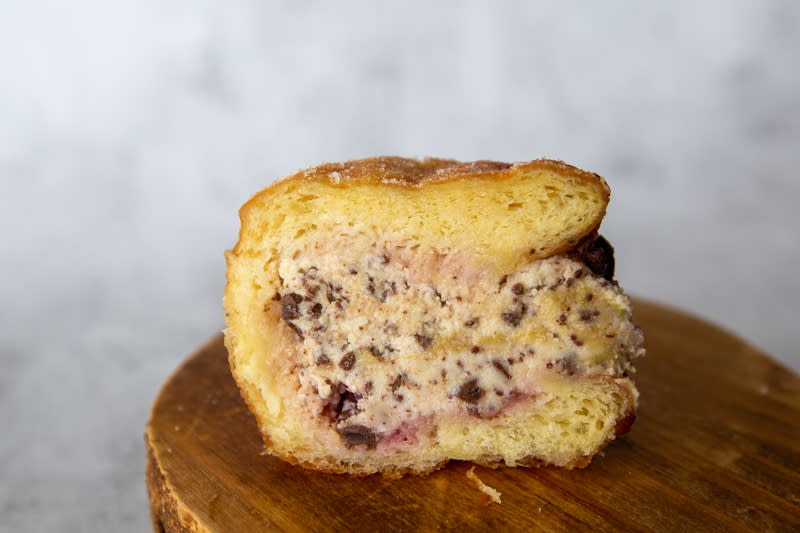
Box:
left=466, top=466, right=502, bottom=504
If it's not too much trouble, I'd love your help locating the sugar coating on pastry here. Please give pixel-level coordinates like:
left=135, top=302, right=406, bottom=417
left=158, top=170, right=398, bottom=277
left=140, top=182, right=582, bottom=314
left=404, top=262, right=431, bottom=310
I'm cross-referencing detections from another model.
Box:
left=224, top=156, right=645, bottom=477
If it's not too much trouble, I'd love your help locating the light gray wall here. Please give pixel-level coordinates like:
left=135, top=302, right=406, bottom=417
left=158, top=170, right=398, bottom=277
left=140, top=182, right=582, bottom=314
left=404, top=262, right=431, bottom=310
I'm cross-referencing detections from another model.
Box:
left=1, top=1, right=798, bottom=531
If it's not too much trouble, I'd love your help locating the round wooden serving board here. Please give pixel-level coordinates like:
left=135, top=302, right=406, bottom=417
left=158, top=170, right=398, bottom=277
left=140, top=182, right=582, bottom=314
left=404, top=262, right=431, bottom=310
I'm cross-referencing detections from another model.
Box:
left=146, top=299, right=800, bottom=532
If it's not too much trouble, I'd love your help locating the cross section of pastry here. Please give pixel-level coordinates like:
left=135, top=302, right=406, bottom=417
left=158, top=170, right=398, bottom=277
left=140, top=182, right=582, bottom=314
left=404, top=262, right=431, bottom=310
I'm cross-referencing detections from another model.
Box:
left=224, top=157, right=645, bottom=476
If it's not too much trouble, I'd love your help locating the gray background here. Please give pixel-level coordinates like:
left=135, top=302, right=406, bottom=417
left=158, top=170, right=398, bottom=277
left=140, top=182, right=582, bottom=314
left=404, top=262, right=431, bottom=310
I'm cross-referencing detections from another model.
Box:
left=1, top=1, right=798, bottom=531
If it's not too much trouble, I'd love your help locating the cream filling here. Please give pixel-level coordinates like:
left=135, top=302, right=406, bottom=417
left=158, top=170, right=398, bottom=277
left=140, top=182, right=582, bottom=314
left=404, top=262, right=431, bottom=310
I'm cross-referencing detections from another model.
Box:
left=272, top=240, right=643, bottom=452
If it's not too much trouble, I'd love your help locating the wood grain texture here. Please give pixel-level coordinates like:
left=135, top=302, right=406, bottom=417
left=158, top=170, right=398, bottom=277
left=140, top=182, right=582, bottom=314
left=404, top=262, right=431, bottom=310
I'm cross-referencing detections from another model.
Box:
left=145, top=299, right=800, bottom=532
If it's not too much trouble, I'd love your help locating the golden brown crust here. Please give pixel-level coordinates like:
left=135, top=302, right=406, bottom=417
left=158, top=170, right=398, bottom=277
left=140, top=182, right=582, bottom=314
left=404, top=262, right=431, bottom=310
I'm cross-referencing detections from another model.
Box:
left=259, top=432, right=621, bottom=477
left=260, top=444, right=450, bottom=479
left=232, top=156, right=610, bottom=261
left=294, top=156, right=608, bottom=190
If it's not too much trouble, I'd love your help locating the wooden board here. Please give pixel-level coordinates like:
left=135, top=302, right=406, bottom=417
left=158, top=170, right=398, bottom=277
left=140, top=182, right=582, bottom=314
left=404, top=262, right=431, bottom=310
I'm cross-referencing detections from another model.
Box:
left=146, top=299, right=800, bottom=532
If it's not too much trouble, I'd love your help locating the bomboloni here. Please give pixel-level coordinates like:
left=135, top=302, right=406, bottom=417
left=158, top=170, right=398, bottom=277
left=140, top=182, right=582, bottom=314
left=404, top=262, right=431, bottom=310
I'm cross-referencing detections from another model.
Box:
left=223, top=157, right=645, bottom=476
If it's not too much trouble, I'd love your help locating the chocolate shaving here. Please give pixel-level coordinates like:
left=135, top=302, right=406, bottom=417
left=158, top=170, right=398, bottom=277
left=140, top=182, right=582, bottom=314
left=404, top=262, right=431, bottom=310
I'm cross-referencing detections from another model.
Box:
left=323, top=384, right=363, bottom=422
left=378, top=280, right=396, bottom=302
left=492, top=360, right=512, bottom=380
left=286, top=321, right=304, bottom=341
left=308, top=302, right=323, bottom=319
left=568, top=232, right=615, bottom=281
left=502, top=303, right=526, bottom=327
left=369, top=345, right=385, bottom=360
left=390, top=373, right=407, bottom=392
left=415, top=334, right=433, bottom=350
left=432, top=288, right=446, bottom=307
left=338, top=425, right=378, bottom=449
left=339, top=351, right=356, bottom=370
left=281, top=293, right=303, bottom=321
left=456, top=377, right=485, bottom=404
left=336, top=388, right=362, bottom=421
